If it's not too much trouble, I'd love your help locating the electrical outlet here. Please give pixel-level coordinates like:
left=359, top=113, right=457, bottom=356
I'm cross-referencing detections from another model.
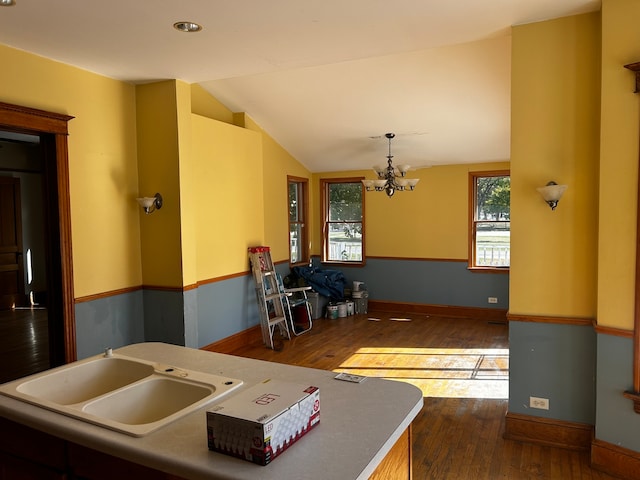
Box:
left=530, top=396, right=549, bottom=410
left=488, top=297, right=498, bottom=304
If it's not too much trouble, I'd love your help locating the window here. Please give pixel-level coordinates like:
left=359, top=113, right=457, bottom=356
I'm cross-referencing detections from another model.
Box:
left=469, top=171, right=510, bottom=270
left=321, top=178, right=364, bottom=264
left=288, top=176, right=309, bottom=266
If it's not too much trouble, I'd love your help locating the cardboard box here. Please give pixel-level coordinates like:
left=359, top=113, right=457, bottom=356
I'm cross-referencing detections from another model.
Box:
left=207, top=379, right=320, bottom=465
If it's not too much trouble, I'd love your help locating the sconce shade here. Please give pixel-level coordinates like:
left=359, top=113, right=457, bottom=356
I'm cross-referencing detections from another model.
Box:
left=136, top=193, right=163, bottom=214
left=536, top=182, right=567, bottom=210
left=137, top=197, right=156, bottom=209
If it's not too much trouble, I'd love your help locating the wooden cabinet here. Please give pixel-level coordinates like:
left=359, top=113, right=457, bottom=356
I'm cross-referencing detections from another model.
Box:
left=67, top=443, right=183, bottom=480
left=0, top=452, right=68, bottom=480
left=1, top=417, right=411, bottom=480
left=0, top=418, right=183, bottom=480
left=0, top=417, right=68, bottom=480
left=369, top=426, right=412, bottom=480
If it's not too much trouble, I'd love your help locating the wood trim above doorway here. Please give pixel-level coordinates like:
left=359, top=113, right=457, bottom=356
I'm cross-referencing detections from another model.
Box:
left=0, top=102, right=73, bottom=134
left=0, top=101, right=76, bottom=364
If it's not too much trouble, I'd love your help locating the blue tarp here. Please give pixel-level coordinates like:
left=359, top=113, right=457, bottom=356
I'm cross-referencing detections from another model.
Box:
left=292, top=266, right=346, bottom=300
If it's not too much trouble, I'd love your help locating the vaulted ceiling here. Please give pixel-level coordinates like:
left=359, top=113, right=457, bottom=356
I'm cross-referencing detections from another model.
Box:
left=0, top=0, right=600, bottom=171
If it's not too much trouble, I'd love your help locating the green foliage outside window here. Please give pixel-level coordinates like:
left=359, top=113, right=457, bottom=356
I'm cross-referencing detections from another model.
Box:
left=323, top=180, right=364, bottom=263
left=472, top=173, right=510, bottom=268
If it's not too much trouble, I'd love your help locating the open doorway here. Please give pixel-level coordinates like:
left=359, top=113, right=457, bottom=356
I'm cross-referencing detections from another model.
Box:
left=0, top=136, right=50, bottom=382
left=0, top=102, right=76, bottom=383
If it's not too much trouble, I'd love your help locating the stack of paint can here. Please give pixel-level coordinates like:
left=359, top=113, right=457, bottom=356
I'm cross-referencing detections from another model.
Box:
left=351, top=281, right=368, bottom=314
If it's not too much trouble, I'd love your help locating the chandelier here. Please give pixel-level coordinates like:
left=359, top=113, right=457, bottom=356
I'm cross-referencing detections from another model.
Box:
left=361, top=133, right=419, bottom=197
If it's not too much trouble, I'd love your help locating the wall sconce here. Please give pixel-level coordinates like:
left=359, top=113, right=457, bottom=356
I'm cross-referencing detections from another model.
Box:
left=136, top=193, right=163, bottom=214
left=536, top=181, right=567, bottom=211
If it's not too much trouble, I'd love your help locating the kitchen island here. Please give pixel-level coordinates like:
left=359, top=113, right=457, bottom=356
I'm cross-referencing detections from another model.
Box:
left=0, top=342, right=423, bottom=480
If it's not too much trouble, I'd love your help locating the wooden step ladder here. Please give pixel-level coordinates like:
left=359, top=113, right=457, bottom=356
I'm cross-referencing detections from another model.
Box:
left=248, top=246, right=291, bottom=349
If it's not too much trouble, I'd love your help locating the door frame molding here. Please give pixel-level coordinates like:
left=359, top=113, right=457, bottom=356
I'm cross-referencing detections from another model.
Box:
left=0, top=101, right=76, bottom=363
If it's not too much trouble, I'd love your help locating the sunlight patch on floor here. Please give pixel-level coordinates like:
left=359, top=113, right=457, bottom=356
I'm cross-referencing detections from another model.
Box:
left=333, top=347, right=509, bottom=399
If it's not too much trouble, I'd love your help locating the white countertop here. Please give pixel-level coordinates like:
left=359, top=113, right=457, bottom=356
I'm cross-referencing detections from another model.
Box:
left=0, top=342, right=423, bottom=480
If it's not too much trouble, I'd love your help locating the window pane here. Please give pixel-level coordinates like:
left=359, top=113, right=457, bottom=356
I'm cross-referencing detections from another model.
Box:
left=289, top=183, right=299, bottom=222
left=327, top=222, right=362, bottom=261
left=322, top=178, right=364, bottom=264
left=475, top=176, right=510, bottom=221
left=475, top=221, right=510, bottom=267
left=290, top=223, right=302, bottom=263
left=328, top=183, right=362, bottom=222
left=470, top=172, right=510, bottom=269
left=288, top=177, right=308, bottom=265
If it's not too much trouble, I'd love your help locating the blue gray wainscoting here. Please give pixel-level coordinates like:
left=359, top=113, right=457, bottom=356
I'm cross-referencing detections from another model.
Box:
left=508, top=321, right=596, bottom=425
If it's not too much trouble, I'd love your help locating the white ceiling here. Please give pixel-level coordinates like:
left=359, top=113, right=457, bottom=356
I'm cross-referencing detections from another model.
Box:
left=0, top=0, right=600, bottom=172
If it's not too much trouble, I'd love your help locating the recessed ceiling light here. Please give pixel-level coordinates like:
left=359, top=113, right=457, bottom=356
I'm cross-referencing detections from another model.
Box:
left=0, top=0, right=16, bottom=6
left=173, top=21, right=202, bottom=33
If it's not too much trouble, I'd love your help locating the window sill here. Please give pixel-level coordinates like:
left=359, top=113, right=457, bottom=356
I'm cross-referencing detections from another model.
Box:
left=321, top=260, right=365, bottom=268
left=290, top=261, right=310, bottom=268
left=468, top=266, right=510, bottom=274
left=623, top=391, right=640, bottom=414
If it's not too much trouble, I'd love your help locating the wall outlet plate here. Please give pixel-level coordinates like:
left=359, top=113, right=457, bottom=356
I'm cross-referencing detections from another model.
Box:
left=530, top=396, right=549, bottom=410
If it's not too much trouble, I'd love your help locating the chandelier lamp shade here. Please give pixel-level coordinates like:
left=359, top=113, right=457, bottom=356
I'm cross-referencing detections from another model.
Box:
left=362, top=133, right=419, bottom=198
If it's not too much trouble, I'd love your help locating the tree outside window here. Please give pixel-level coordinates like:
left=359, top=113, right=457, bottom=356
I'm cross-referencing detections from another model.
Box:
left=469, top=171, right=510, bottom=270
left=321, top=178, right=364, bottom=264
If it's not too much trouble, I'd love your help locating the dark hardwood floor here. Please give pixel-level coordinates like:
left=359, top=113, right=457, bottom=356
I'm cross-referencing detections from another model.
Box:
left=228, top=310, right=620, bottom=480
left=0, top=306, right=621, bottom=478
left=0, top=308, right=49, bottom=384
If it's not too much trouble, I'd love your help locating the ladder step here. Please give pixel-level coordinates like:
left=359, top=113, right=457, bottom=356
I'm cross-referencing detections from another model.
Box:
left=265, top=292, right=285, bottom=301
left=249, top=246, right=291, bottom=349
left=267, top=316, right=286, bottom=326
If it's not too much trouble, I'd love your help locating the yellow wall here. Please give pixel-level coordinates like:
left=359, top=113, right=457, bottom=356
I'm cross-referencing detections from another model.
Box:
left=241, top=115, right=312, bottom=263
left=312, top=162, right=509, bottom=260
left=176, top=81, right=197, bottom=287
left=190, top=84, right=235, bottom=125
left=597, top=0, right=640, bottom=329
left=137, top=84, right=272, bottom=285
left=191, top=114, right=264, bottom=279
left=0, top=44, right=141, bottom=298
left=135, top=81, right=184, bottom=288
left=0, top=41, right=509, bottom=300
left=510, top=13, right=600, bottom=318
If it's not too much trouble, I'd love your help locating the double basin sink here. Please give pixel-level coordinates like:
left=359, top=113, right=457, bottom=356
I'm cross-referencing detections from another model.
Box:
left=0, top=350, right=243, bottom=437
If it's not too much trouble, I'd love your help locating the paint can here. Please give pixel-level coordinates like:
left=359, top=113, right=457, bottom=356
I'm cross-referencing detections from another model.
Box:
left=346, top=301, right=355, bottom=316
left=355, top=295, right=368, bottom=314
left=337, top=302, right=347, bottom=317
left=327, top=305, right=339, bottom=319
